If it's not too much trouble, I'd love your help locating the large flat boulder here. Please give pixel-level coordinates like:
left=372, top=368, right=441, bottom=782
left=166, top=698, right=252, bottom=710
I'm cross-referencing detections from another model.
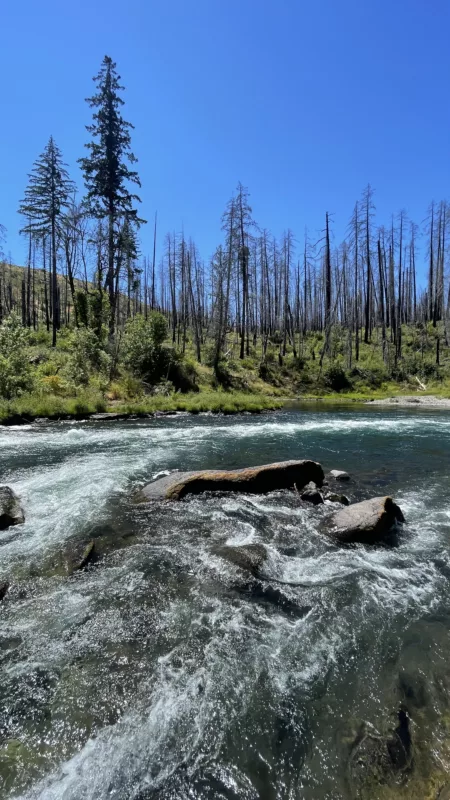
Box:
left=139, top=460, right=324, bottom=501
left=323, top=496, right=405, bottom=544
left=0, top=487, right=25, bottom=530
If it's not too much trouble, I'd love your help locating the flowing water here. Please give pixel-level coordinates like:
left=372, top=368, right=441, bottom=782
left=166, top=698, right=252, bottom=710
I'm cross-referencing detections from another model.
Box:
left=1, top=407, right=450, bottom=800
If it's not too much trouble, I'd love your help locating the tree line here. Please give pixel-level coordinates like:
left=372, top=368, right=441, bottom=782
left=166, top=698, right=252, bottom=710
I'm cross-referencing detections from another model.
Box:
left=0, top=54, right=448, bottom=381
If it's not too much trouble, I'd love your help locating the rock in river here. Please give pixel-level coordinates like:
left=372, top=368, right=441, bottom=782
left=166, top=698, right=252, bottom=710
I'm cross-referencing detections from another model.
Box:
left=301, top=482, right=324, bottom=505
left=217, top=543, right=267, bottom=576
left=329, top=469, right=350, bottom=481
left=0, top=581, right=9, bottom=602
left=324, top=492, right=350, bottom=505
left=323, top=496, right=405, bottom=544
left=139, top=460, right=324, bottom=501
left=0, top=487, right=25, bottom=530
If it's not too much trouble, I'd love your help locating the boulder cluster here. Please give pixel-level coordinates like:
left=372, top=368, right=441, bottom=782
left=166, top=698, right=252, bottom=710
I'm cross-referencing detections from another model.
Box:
left=139, top=460, right=405, bottom=547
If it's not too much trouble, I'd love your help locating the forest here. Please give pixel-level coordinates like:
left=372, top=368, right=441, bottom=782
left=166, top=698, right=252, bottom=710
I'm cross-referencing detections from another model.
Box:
left=0, top=54, right=449, bottom=421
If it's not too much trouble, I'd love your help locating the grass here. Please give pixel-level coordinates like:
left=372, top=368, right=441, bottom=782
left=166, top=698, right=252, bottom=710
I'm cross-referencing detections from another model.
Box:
left=0, top=389, right=107, bottom=422
left=0, top=389, right=283, bottom=423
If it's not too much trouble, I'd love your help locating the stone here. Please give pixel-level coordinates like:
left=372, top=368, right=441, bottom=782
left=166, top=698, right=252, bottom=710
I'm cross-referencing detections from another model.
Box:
left=301, top=482, right=324, bottom=505
left=217, top=543, right=267, bottom=576
left=138, top=460, right=324, bottom=502
left=348, top=714, right=412, bottom=793
left=0, top=487, right=25, bottom=530
left=324, top=492, right=350, bottom=505
left=90, top=412, right=127, bottom=421
left=71, top=540, right=96, bottom=572
left=329, top=469, right=350, bottom=481
left=323, top=496, right=405, bottom=544
left=0, top=582, right=9, bottom=601
left=234, top=580, right=312, bottom=619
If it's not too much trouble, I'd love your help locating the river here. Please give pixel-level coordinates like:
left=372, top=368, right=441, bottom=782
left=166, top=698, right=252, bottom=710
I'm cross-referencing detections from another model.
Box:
left=1, top=407, right=450, bottom=799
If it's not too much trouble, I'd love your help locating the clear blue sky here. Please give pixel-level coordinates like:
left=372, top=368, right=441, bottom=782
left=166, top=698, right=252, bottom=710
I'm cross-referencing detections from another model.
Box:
left=1, top=0, right=449, bottom=279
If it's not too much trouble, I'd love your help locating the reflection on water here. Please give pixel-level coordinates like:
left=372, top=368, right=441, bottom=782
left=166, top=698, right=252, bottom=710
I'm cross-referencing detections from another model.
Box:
left=0, top=407, right=450, bottom=799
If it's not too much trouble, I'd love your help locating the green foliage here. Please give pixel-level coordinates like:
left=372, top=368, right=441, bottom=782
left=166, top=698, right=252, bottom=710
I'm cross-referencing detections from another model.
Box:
left=292, top=356, right=306, bottom=371
left=269, top=331, right=283, bottom=345
left=29, top=328, right=52, bottom=347
left=122, top=312, right=170, bottom=383
left=79, top=56, right=144, bottom=225
left=64, top=327, right=111, bottom=386
left=350, top=365, right=388, bottom=389
left=75, top=290, right=89, bottom=327
left=258, top=359, right=277, bottom=384
left=0, top=389, right=106, bottom=422
left=167, top=356, right=199, bottom=393
left=0, top=315, right=34, bottom=399
left=18, top=136, right=74, bottom=239
left=148, top=311, right=168, bottom=347
left=89, top=290, right=110, bottom=338
left=323, top=364, right=352, bottom=392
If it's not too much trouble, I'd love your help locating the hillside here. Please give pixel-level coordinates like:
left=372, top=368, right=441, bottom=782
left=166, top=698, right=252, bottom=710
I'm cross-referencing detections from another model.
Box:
left=0, top=301, right=449, bottom=423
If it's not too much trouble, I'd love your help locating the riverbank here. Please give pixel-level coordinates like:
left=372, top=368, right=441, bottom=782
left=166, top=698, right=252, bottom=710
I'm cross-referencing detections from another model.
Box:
left=1, top=319, right=450, bottom=424
left=0, top=390, right=285, bottom=425
left=2, top=387, right=450, bottom=425
left=367, top=394, right=450, bottom=407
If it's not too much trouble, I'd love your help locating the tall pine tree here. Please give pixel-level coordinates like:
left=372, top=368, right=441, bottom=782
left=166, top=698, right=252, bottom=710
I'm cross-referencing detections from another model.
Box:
left=79, top=55, right=145, bottom=336
left=19, top=136, right=74, bottom=346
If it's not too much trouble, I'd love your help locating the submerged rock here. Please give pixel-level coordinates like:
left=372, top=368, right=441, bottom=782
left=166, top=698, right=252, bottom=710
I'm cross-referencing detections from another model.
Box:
left=348, top=708, right=413, bottom=794
left=324, top=492, right=350, bottom=506
left=217, top=543, right=267, bottom=576
left=0, top=582, right=9, bottom=602
left=234, top=580, right=312, bottom=619
left=90, top=412, right=128, bottom=421
left=0, top=487, right=25, bottom=530
left=323, top=496, right=405, bottom=544
left=70, top=540, right=96, bottom=573
left=329, top=469, right=350, bottom=481
left=301, top=482, right=324, bottom=505
left=138, top=459, right=324, bottom=501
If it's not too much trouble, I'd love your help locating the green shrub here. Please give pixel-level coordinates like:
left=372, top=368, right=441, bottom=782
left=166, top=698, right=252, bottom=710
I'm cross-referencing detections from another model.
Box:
left=74, top=290, right=89, bottom=327
left=64, top=327, right=111, bottom=386
left=323, top=364, right=352, bottom=392
left=0, top=314, right=34, bottom=398
left=29, top=328, right=52, bottom=346
left=269, top=331, right=283, bottom=345
left=421, top=361, right=442, bottom=381
left=168, top=356, right=199, bottom=393
left=212, top=358, right=233, bottom=388
left=292, top=356, right=306, bottom=371
left=350, top=365, right=388, bottom=389
left=122, top=312, right=171, bottom=384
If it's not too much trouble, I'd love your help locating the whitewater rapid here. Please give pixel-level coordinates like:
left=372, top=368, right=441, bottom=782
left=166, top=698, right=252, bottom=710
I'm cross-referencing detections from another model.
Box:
left=0, top=408, right=449, bottom=799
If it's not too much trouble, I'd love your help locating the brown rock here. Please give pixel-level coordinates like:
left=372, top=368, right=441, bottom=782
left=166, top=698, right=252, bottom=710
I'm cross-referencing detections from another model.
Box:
left=138, top=460, right=324, bottom=502
left=323, top=496, right=405, bottom=544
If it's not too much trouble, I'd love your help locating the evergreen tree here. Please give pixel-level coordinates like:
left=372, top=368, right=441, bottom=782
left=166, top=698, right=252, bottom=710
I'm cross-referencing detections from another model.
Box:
left=19, top=136, right=74, bottom=346
left=79, top=55, right=145, bottom=336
